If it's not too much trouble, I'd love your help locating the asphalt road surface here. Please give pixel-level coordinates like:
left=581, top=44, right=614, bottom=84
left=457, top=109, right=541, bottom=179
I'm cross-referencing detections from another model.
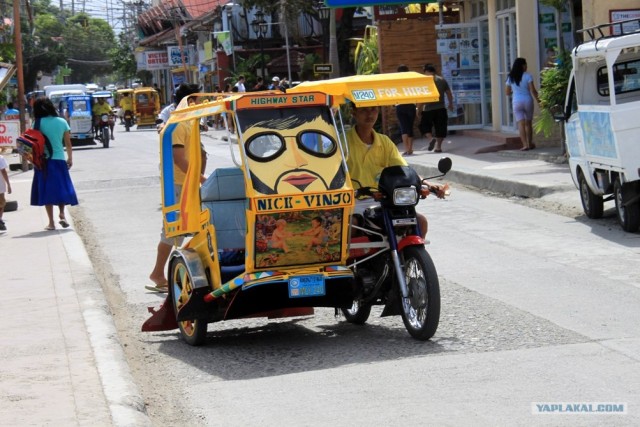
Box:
left=68, top=124, right=640, bottom=426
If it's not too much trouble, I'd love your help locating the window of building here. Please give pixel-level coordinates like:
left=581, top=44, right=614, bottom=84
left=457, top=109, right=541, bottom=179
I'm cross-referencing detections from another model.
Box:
left=471, top=1, right=487, bottom=18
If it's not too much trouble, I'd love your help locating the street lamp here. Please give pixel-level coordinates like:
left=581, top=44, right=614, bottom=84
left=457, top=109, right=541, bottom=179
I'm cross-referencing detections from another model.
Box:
left=318, top=5, right=330, bottom=63
left=251, top=11, right=268, bottom=78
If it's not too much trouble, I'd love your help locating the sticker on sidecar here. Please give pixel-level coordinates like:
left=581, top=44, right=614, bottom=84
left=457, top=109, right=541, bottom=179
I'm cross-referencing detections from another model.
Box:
left=288, top=275, right=325, bottom=298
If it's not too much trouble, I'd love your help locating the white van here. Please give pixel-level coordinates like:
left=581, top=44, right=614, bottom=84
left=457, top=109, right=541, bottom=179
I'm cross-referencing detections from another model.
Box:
left=557, top=18, right=640, bottom=232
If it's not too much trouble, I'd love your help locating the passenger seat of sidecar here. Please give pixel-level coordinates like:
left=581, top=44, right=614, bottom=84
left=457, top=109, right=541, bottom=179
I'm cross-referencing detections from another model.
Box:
left=200, top=168, right=247, bottom=263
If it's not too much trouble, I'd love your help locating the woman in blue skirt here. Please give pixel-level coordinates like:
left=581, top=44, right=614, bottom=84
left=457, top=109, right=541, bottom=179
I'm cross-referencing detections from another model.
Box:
left=30, top=97, right=78, bottom=230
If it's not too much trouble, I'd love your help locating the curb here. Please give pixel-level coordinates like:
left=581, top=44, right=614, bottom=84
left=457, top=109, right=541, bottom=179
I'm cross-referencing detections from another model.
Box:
left=60, top=224, right=153, bottom=427
left=411, top=163, right=575, bottom=199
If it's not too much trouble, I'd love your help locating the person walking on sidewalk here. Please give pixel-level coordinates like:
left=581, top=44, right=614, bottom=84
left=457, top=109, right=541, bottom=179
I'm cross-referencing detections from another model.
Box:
left=147, top=84, right=206, bottom=293
left=0, top=154, right=11, bottom=232
left=418, top=63, right=454, bottom=153
left=30, top=97, right=78, bottom=231
left=395, top=64, right=417, bottom=156
left=505, top=57, right=540, bottom=151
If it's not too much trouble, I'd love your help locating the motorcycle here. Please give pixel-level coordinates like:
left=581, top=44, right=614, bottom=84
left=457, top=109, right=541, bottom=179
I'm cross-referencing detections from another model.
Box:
left=123, top=109, right=134, bottom=132
left=95, top=114, right=114, bottom=148
left=345, top=159, right=451, bottom=340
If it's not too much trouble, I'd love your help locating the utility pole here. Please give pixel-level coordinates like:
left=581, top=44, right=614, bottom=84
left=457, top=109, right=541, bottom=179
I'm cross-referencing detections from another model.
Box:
left=13, top=0, right=27, bottom=170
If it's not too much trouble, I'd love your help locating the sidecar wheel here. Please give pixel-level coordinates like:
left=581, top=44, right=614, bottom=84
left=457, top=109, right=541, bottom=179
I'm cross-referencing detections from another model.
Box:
left=171, top=259, right=207, bottom=346
left=341, top=300, right=372, bottom=325
left=399, top=246, right=440, bottom=341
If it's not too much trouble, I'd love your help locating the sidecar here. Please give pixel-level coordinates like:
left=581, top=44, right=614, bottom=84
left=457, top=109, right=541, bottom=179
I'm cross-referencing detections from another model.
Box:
left=64, top=95, right=93, bottom=146
left=142, top=72, right=440, bottom=345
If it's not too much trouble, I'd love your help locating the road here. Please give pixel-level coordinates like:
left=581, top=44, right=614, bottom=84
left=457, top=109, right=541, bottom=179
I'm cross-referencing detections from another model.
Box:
left=68, top=124, right=640, bottom=426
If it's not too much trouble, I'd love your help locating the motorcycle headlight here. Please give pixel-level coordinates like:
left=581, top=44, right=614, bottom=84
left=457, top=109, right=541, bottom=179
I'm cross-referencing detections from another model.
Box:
left=393, top=187, right=418, bottom=206
left=101, top=114, right=109, bottom=121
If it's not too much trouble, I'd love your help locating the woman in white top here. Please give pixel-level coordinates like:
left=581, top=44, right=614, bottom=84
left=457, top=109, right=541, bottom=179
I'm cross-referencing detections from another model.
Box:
left=505, top=57, right=540, bottom=151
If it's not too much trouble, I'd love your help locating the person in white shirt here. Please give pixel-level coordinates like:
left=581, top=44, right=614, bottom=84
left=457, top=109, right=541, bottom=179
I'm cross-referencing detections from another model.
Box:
left=235, top=75, right=246, bottom=93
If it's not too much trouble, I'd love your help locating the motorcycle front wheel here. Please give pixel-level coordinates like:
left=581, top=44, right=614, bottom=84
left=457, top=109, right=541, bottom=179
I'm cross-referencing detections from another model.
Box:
left=399, top=246, right=440, bottom=340
left=102, top=128, right=110, bottom=148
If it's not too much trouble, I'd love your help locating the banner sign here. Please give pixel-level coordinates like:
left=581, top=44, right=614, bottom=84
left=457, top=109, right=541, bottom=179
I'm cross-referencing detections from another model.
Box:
left=0, top=120, right=20, bottom=148
left=214, top=31, right=233, bottom=56
left=139, top=50, right=170, bottom=70
left=167, top=45, right=196, bottom=67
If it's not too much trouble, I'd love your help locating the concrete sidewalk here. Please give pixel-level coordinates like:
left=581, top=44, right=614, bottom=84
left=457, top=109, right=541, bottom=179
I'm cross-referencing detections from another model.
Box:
left=400, top=133, right=576, bottom=201
left=0, top=131, right=578, bottom=426
left=0, top=177, right=151, bottom=426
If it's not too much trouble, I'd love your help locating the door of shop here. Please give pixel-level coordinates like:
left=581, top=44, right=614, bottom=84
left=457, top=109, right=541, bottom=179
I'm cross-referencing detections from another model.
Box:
left=435, top=22, right=486, bottom=130
left=497, top=11, right=517, bottom=131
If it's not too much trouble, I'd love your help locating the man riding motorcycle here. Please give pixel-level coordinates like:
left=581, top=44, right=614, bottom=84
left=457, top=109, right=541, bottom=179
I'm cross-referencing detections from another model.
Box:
left=346, top=104, right=445, bottom=237
left=119, top=92, right=133, bottom=126
left=92, top=97, right=115, bottom=140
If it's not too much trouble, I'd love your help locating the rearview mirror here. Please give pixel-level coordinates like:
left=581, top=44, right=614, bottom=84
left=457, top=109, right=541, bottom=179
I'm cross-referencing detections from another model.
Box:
left=438, top=157, right=452, bottom=175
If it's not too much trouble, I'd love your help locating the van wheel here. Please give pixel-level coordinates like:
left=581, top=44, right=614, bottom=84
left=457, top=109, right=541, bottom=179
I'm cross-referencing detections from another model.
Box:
left=614, top=178, right=640, bottom=232
left=578, top=170, right=603, bottom=219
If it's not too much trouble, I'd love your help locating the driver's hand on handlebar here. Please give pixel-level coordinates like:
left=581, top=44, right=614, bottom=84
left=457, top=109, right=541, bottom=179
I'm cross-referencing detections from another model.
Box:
left=423, top=182, right=450, bottom=199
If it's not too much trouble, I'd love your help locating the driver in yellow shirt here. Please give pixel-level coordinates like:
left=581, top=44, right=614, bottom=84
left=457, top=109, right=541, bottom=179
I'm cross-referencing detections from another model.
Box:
left=92, top=97, right=115, bottom=140
left=118, top=93, right=133, bottom=124
left=346, top=105, right=444, bottom=238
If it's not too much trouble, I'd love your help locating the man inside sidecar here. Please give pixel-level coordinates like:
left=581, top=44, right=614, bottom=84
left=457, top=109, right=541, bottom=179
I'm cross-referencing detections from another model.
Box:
left=346, top=104, right=446, bottom=238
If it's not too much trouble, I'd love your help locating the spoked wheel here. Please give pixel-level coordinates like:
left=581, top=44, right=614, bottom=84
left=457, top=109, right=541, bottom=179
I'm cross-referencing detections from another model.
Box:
left=614, top=178, right=640, bottom=232
left=399, top=246, right=440, bottom=341
left=578, top=169, right=603, bottom=219
left=341, top=299, right=372, bottom=325
left=171, top=259, right=207, bottom=346
left=102, top=128, right=110, bottom=148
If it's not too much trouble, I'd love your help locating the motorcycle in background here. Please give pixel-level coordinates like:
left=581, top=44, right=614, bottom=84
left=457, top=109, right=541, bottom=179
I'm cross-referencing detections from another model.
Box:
left=95, top=114, right=114, bottom=148
left=123, top=109, right=134, bottom=132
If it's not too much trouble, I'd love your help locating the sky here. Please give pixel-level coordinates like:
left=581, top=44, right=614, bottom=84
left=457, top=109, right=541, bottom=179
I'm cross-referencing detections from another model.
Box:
left=59, top=0, right=149, bottom=33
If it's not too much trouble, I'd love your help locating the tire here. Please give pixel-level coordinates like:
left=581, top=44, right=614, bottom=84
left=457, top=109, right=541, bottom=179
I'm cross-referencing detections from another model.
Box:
left=399, top=246, right=440, bottom=341
left=102, top=128, right=110, bottom=148
left=341, top=299, right=372, bottom=325
left=578, top=169, right=603, bottom=219
left=125, top=119, right=131, bottom=132
left=614, top=178, right=640, bottom=232
left=171, top=258, right=208, bottom=346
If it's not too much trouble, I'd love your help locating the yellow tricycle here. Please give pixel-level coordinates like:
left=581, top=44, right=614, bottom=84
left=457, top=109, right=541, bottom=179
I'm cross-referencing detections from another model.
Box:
left=142, top=72, right=450, bottom=345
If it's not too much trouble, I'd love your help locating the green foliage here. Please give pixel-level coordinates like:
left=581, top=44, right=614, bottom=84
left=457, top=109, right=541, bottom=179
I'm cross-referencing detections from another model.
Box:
left=534, top=50, right=572, bottom=137
left=354, top=26, right=379, bottom=76
left=63, top=13, right=115, bottom=83
left=109, top=32, right=138, bottom=82
left=18, top=3, right=115, bottom=90
left=302, top=52, right=320, bottom=80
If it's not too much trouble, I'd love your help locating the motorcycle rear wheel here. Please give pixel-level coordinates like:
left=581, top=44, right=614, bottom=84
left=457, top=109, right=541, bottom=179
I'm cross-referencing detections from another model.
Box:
left=399, top=246, right=440, bottom=340
left=341, top=299, right=372, bottom=325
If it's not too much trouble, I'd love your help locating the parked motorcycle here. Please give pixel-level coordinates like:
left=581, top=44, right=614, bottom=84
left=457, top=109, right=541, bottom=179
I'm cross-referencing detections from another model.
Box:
left=345, top=158, right=452, bottom=340
left=95, top=114, right=114, bottom=148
